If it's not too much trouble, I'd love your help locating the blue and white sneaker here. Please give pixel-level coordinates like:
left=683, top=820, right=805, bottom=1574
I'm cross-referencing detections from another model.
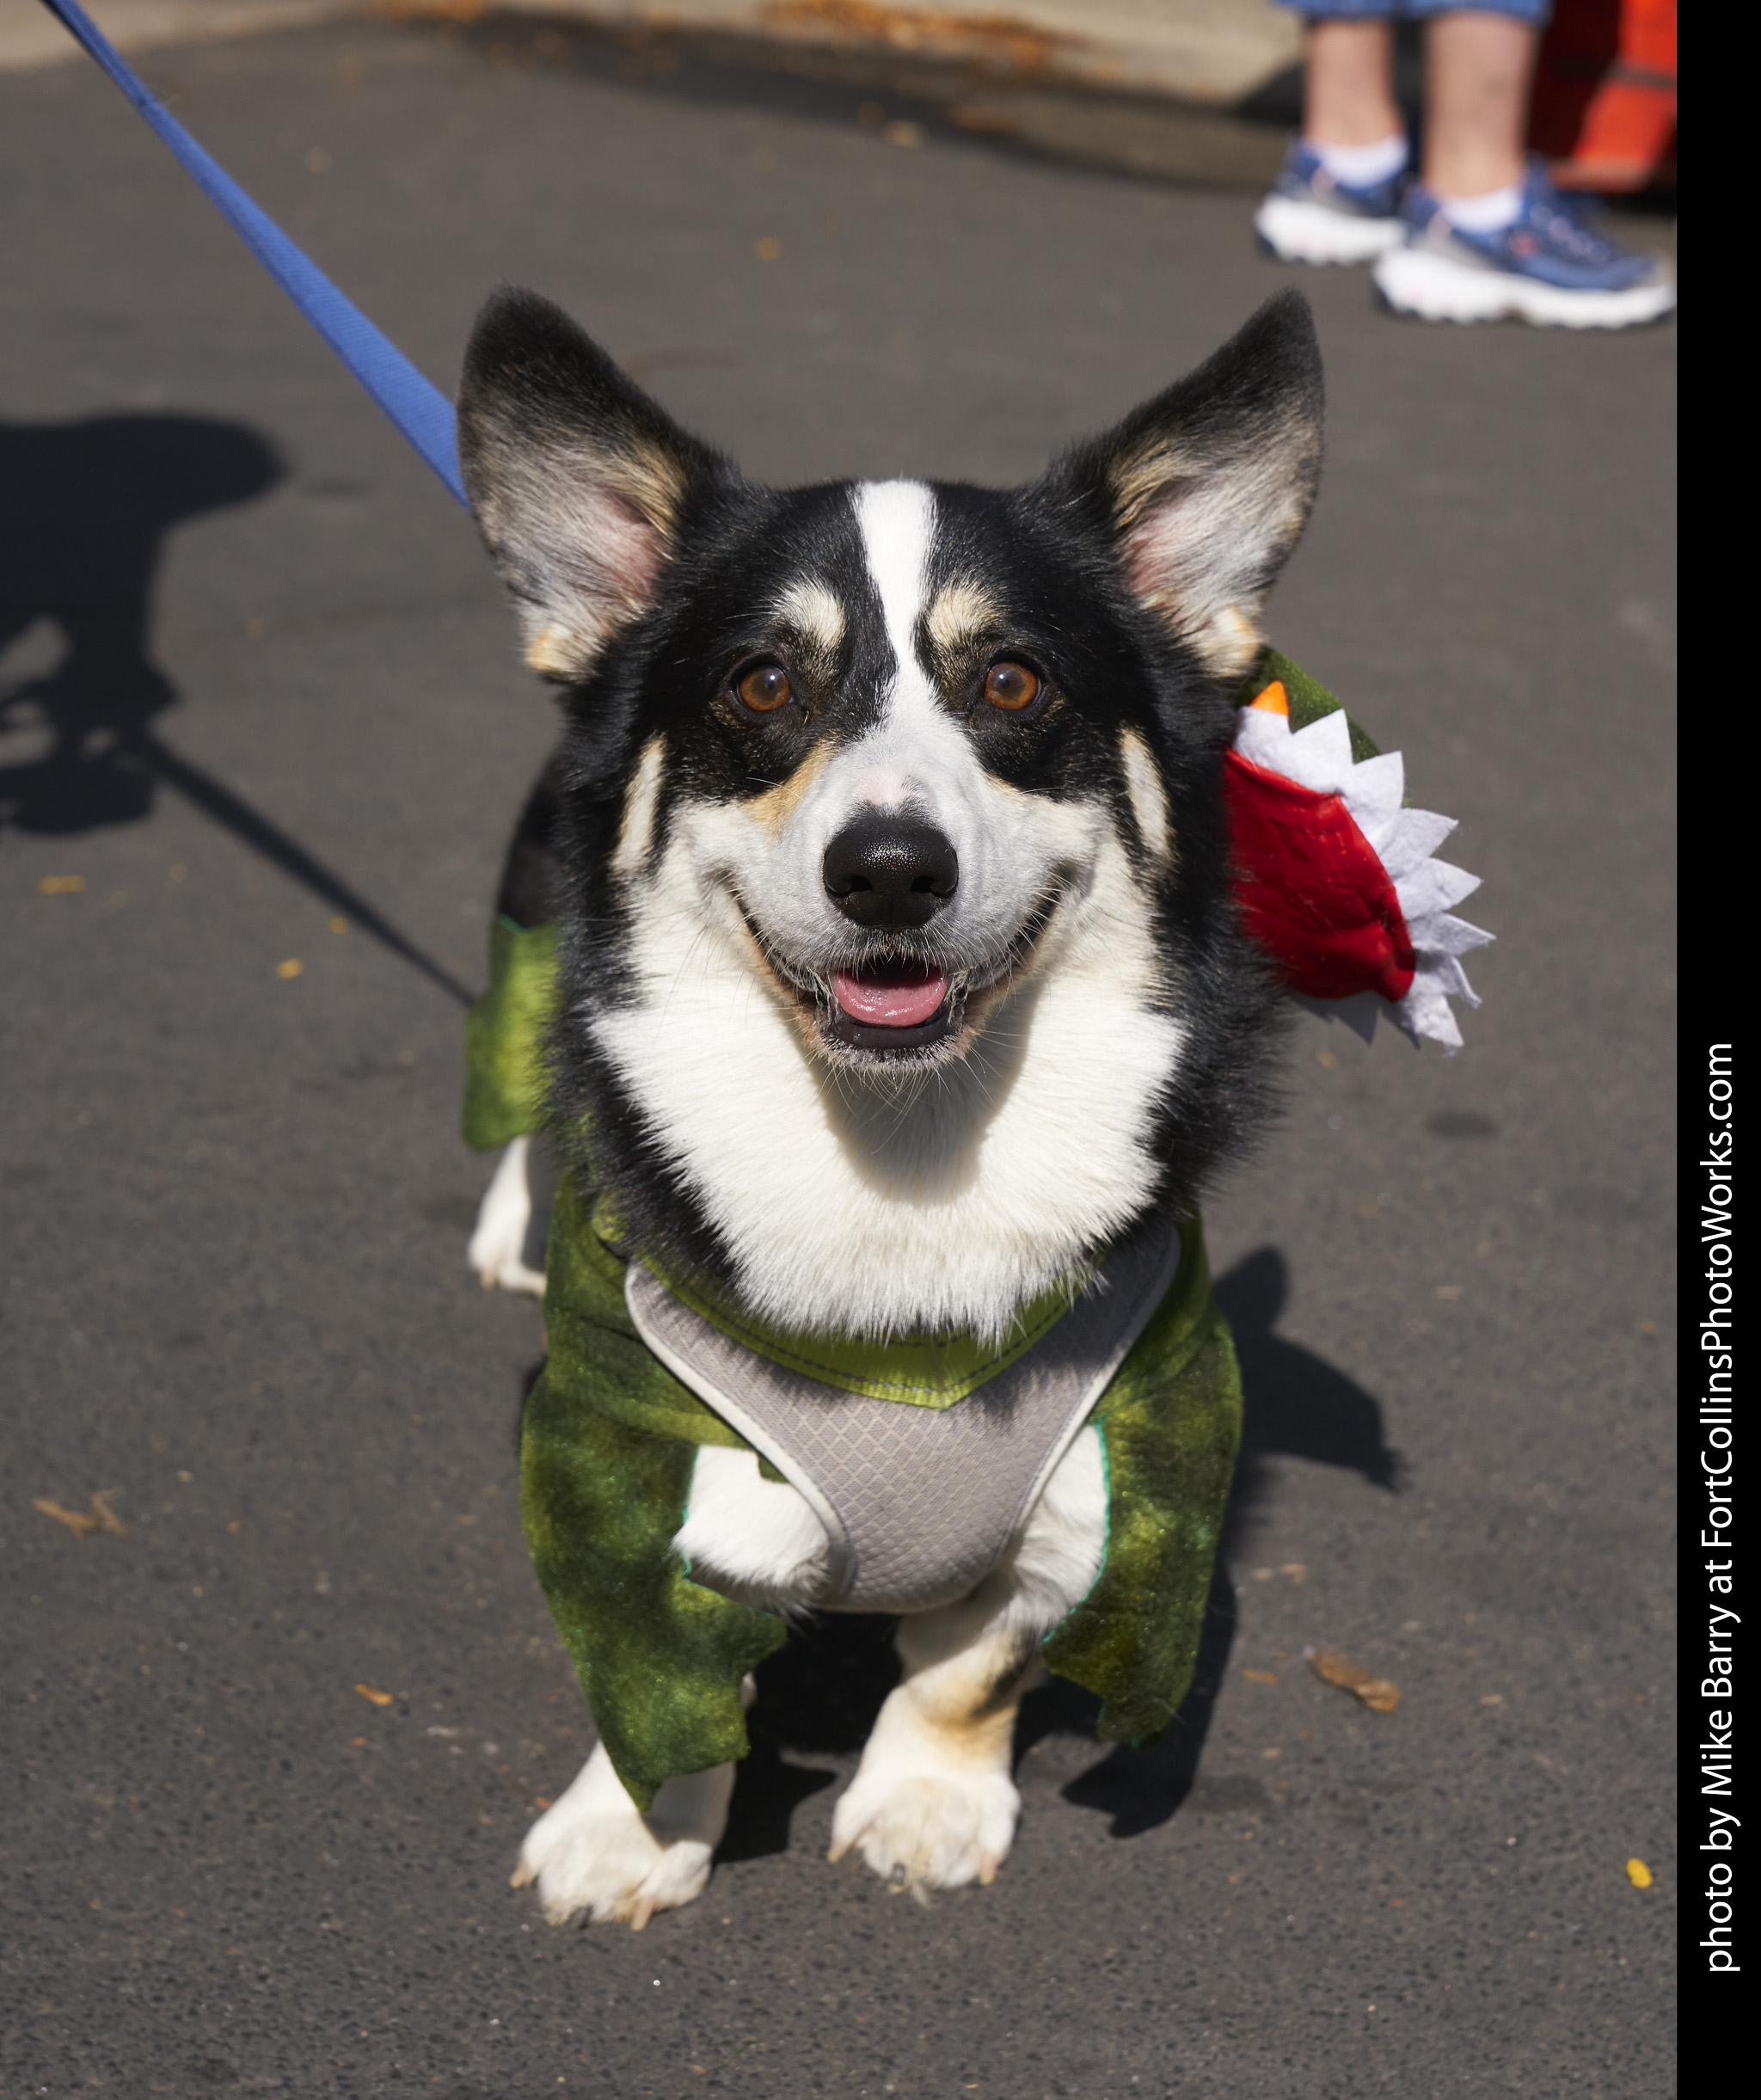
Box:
left=1255, top=140, right=1409, bottom=267
left=1373, top=160, right=1675, bottom=329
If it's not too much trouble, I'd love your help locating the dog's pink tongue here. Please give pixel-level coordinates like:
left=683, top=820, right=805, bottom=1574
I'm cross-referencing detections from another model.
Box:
left=831, top=962, right=949, bottom=1029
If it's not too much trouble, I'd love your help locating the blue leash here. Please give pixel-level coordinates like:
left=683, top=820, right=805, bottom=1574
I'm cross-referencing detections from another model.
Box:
left=37, top=0, right=468, bottom=507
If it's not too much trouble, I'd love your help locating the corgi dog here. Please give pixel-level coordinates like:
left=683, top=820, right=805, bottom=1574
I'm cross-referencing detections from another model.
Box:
left=456, top=286, right=1323, bottom=1930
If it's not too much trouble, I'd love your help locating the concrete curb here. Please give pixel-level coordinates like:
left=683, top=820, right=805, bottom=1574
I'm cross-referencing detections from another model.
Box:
left=0, top=0, right=363, bottom=70
left=3, top=0, right=1304, bottom=187
left=427, top=1, right=1302, bottom=106
left=3, top=0, right=1299, bottom=95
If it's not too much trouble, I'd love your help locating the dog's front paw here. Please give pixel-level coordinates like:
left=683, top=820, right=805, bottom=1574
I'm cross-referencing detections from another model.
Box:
left=512, top=1746, right=732, bottom=1930
left=829, top=1766, right=1020, bottom=1893
left=512, top=1808, right=712, bottom=1931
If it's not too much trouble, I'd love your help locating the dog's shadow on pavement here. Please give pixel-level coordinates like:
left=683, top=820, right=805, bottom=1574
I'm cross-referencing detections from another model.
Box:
left=0, top=413, right=468, bottom=1000
left=722, top=1244, right=1399, bottom=1858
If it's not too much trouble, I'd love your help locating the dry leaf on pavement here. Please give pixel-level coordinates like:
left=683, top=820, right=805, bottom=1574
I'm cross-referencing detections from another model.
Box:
left=1309, top=1649, right=1400, bottom=1712
left=33, top=1493, right=127, bottom=1538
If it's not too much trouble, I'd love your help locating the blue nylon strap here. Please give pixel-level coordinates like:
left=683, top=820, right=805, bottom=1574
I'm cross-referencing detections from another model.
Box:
left=37, top=0, right=469, bottom=507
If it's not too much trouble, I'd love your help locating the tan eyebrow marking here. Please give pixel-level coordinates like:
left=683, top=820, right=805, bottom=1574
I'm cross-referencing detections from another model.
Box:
left=924, top=578, right=1000, bottom=658
left=774, top=578, right=846, bottom=657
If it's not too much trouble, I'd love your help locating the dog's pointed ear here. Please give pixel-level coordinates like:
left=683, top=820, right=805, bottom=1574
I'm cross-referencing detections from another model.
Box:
left=1046, top=289, right=1323, bottom=681
left=457, top=289, right=731, bottom=681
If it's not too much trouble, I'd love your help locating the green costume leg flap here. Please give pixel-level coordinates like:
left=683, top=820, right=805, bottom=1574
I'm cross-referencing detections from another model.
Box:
left=520, top=1389, right=788, bottom=1812
left=462, top=917, right=562, bottom=1152
left=1041, top=1223, right=1243, bottom=1747
left=521, top=1172, right=786, bottom=1813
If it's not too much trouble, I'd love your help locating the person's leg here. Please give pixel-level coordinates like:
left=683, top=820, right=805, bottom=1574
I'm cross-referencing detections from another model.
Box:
left=1372, top=1, right=1675, bottom=326
left=1255, top=5, right=1409, bottom=265
left=1305, top=17, right=1402, bottom=150
left=1422, top=9, right=1536, bottom=204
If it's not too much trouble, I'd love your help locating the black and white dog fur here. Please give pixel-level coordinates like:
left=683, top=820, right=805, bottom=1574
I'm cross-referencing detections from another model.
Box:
left=458, top=286, right=1322, bottom=1926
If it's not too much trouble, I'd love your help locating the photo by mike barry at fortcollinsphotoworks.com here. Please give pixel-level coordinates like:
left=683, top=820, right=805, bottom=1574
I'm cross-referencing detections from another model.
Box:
left=1700, top=1044, right=1737, bottom=1975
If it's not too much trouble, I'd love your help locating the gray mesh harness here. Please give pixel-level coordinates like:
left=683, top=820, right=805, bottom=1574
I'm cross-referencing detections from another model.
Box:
left=624, top=1215, right=1181, bottom=1614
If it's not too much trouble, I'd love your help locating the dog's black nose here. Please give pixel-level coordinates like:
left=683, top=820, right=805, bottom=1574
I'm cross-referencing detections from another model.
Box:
left=823, top=814, right=959, bottom=929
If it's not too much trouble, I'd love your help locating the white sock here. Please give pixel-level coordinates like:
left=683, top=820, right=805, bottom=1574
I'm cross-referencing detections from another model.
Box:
left=1307, top=133, right=1408, bottom=189
left=1439, top=182, right=1524, bottom=233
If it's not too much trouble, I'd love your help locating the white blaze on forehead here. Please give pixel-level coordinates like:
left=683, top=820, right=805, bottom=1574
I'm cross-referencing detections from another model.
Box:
left=834, top=476, right=1019, bottom=928
left=852, top=479, right=936, bottom=718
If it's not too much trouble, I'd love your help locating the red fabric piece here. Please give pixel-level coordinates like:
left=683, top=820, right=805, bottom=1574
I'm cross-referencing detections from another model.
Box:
left=1529, top=0, right=1677, bottom=192
left=1223, top=750, right=1416, bottom=1004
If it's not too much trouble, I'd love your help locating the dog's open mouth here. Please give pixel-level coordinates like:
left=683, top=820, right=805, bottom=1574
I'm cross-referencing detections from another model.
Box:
left=736, top=893, right=1058, bottom=1062
left=826, top=961, right=957, bottom=1052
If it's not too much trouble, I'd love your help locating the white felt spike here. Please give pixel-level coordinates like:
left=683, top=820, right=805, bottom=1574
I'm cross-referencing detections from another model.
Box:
left=1431, top=955, right=1480, bottom=1002
left=1297, top=709, right=1355, bottom=777
left=1402, top=990, right=1463, bottom=1050
left=1395, top=858, right=1482, bottom=921
left=1427, top=913, right=1497, bottom=958
left=1342, top=752, right=1405, bottom=818
left=1379, top=809, right=1457, bottom=881
left=1231, top=708, right=1299, bottom=772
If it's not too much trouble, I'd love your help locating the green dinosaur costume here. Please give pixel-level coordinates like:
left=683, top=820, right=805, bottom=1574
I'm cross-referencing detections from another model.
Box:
left=466, top=650, right=1365, bottom=1810
left=518, top=1177, right=1238, bottom=1808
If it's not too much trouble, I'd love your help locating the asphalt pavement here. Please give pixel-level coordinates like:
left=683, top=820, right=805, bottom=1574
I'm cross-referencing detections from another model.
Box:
left=1, top=17, right=1677, bottom=2097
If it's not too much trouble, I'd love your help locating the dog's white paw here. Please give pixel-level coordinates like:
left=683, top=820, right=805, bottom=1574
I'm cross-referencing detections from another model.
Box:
left=468, top=1136, right=546, bottom=1296
left=511, top=1745, right=732, bottom=1930
left=829, top=1765, right=1020, bottom=1892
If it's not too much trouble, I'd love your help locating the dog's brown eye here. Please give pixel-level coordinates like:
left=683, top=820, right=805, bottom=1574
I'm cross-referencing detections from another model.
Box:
left=982, top=661, right=1040, bottom=712
left=737, top=664, right=793, bottom=713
